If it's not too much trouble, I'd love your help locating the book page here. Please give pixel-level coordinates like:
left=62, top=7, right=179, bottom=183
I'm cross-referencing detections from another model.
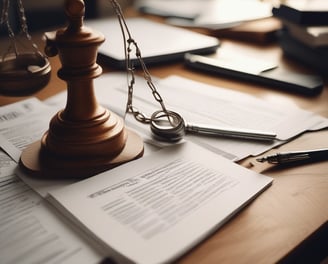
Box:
left=48, top=142, right=273, bottom=264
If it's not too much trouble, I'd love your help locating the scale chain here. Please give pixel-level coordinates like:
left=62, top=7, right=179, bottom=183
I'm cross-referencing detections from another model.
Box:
left=109, top=0, right=171, bottom=125
left=0, top=0, right=42, bottom=58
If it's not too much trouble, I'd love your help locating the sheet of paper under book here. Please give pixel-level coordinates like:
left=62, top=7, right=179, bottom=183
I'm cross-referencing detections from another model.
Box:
left=47, top=142, right=273, bottom=264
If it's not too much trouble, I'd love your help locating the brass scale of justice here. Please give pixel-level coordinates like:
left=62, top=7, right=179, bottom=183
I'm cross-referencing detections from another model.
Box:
left=0, top=0, right=276, bottom=179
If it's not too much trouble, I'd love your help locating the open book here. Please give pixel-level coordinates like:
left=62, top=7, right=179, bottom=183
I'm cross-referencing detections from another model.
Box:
left=48, top=142, right=272, bottom=264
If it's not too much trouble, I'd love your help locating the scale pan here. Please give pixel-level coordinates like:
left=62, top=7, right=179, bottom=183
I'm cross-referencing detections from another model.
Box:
left=0, top=52, right=51, bottom=96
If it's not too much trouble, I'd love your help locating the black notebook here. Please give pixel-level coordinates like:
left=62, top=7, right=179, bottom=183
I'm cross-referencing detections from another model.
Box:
left=278, top=30, right=328, bottom=76
left=85, top=17, right=220, bottom=68
left=272, top=1, right=328, bottom=25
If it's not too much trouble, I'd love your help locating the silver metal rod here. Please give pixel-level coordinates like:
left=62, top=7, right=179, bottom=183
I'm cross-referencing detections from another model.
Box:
left=185, top=123, right=277, bottom=141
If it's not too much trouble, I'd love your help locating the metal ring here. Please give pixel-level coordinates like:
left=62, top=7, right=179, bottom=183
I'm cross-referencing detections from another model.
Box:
left=150, top=110, right=185, bottom=142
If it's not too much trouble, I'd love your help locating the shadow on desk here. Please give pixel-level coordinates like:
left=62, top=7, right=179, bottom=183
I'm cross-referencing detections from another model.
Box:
left=278, top=221, right=328, bottom=264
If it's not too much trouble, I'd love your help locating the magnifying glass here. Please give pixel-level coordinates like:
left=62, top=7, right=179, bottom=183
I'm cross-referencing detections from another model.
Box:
left=150, top=110, right=277, bottom=142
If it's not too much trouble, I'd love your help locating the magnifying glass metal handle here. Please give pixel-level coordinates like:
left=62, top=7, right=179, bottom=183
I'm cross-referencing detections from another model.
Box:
left=150, top=110, right=277, bottom=142
left=185, top=123, right=277, bottom=141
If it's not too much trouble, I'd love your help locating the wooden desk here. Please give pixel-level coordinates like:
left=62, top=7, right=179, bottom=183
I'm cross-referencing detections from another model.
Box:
left=0, top=20, right=327, bottom=264
left=150, top=42, right=328, bottom=264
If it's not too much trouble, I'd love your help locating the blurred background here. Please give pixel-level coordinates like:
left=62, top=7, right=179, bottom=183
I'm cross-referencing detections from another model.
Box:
left=0, top=0, right=134, bottom=35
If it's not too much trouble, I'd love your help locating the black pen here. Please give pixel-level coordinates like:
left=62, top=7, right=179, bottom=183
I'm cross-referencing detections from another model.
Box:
left=256, top=148, right=328, bottom=164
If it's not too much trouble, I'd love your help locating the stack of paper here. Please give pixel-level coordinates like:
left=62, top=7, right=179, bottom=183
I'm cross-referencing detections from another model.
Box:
left=1, top=73, right=327, bottom=263
left=0, top=150, right=103, bottom=264
left=94, top=73, right=328, bottom=161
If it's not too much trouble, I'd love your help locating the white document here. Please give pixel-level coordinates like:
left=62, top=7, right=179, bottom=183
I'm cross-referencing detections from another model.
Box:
left=1, top=73, right=327, bottom=164
left=48, top=142, right=273, bottom=264
left=0, top=98, right=56, bottom=162
left=0, top=150, right=103, bottom=264
left=0, top=97, right=49, bottom=123
left=94, top=73, right=328, bottom=161
left=158, top=76, right=328, bottom=140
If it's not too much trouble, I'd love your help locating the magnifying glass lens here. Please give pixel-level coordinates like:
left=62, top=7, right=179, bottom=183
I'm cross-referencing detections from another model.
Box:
left=150, top=110, right=185, bottom=142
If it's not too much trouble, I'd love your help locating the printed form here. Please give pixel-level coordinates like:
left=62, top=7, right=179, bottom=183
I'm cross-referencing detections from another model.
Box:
left=0, top=149, right=103, bottom=264
left=48, top=142, right=273, bottom=264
